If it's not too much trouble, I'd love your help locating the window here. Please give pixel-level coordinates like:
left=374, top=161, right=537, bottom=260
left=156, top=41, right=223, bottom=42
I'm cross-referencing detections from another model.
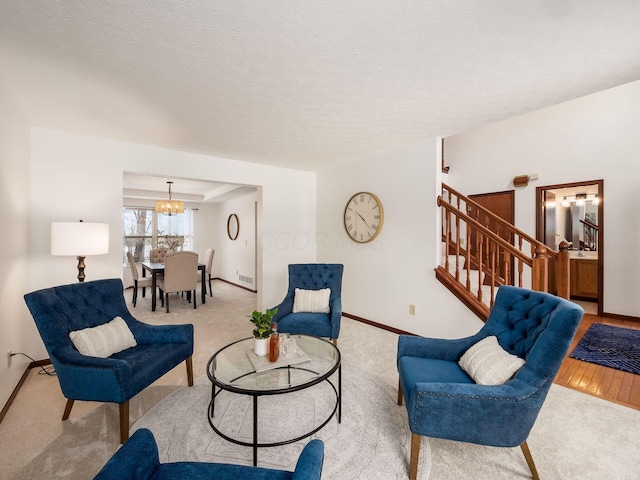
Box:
left=123, top=208, right=193, bottom=263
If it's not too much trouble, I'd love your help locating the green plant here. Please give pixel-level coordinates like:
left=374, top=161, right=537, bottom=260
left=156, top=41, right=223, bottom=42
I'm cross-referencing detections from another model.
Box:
left=249, top=307, right=278, bottom=339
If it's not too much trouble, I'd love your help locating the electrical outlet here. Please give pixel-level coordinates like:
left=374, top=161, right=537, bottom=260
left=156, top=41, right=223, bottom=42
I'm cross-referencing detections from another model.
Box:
left=7, top=350, right=12, bottom=368
left=409, top=304, right=416, bottom=316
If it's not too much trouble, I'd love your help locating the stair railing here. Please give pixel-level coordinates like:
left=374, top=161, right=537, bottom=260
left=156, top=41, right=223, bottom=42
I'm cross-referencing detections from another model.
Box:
left=437, top=183, right=570, bottom=320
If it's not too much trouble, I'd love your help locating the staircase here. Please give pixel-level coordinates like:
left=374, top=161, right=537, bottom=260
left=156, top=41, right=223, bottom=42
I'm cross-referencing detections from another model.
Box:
left=436, top=183, right=570, bottom=320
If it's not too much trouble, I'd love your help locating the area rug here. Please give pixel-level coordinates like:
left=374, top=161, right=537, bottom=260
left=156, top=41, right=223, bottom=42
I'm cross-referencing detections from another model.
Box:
left=132, top=365, right=640, bottom=480
left=570, top=323, right=640, bottom=374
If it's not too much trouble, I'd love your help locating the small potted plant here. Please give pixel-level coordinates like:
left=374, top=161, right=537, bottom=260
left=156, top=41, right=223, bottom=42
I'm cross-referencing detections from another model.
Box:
left=249, top=307, right=278, bottom=356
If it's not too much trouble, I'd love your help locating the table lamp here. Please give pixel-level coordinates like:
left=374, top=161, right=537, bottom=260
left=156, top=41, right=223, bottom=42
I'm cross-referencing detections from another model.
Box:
left=51, top=220, right=110, bottom=282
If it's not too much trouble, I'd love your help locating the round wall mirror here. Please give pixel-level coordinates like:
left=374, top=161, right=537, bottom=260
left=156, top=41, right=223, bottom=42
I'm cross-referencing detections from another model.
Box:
left=227, top=214, right=239, bottom=240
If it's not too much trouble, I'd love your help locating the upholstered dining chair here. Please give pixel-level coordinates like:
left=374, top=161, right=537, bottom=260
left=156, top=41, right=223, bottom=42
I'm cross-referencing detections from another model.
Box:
left=158, top=250, right=199, bottom=313
left=23, top=278, right=194, bottom=444
left=397, top=285, right=584, bottom=480
left=197, top=247, right=215, bottom=297
left=272, top=264, right=344, bottom=345
left=149, top=247, right=168, bottom=263
left=126, top=252, right=154, bottom=307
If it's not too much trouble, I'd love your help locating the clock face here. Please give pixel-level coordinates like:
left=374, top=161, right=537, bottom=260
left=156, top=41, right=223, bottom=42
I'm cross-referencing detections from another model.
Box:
left=343, top=192, right=384, bottom=243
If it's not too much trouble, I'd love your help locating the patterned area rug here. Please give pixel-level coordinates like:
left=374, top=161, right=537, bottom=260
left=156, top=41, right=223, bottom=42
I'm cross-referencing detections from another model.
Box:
left=570, top=323, right=640, bottom=374
left=130, top=367, right=640, bottom=480
left=133, top=367, right=431, bottom=479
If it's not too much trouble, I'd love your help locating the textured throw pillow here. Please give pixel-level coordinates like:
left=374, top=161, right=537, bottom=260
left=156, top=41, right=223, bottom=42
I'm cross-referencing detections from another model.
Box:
left=69, top=317, right=137, bottom=358
left=292, top=288, right=331, bottom=313
left=459, top=336, right=525, bottom=385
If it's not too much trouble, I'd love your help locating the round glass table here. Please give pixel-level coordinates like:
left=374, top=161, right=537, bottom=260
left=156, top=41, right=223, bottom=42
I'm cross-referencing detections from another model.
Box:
left=206, top=334, right=341, bottom=465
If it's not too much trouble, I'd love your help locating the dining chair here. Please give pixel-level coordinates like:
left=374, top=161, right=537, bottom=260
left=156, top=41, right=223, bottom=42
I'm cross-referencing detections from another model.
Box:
left=149, top=247, right=168, bottom=263
left=197, top=248, right=215, bottom=297
left=126, top=252, right=154, bottom=307
left=158, top=251, right=199, bottom=313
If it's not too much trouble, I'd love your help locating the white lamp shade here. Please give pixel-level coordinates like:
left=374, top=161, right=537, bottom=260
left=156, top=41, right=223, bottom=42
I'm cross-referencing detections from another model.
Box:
left=51, top=222, right=110, bottom=256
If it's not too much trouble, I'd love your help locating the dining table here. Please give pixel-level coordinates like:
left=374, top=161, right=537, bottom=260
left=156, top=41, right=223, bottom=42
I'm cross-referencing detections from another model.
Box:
left=141, top=261, right=206, bottom=312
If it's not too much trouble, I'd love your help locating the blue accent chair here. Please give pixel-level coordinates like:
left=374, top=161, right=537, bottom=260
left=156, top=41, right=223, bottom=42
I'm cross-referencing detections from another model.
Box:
left=397, top=286, right=584, bottom=480
left=93, top=428, right=325, bottom=480
left=24, top=278, right=194, bottom=444
left=272, top=264, right=344, bottom=344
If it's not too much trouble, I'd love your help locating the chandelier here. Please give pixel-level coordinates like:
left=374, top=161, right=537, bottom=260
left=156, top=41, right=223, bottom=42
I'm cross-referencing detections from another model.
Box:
left=156, top=181, right=184, bottom=216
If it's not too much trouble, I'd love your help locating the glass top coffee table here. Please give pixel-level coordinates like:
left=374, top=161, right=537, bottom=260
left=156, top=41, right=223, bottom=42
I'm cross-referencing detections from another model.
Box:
left=206, top=334, right=341, bottom=466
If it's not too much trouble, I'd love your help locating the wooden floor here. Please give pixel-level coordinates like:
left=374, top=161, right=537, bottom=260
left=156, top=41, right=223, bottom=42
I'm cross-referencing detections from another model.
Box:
left=555, top=313, right=640, bottom=410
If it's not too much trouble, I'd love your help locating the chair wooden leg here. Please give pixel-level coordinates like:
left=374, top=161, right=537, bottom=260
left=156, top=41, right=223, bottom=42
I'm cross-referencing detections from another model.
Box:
left=186, top=357, right=194, bottom=386
left=193, top=289, right=197, bottom=309
left=520, top=441, right=540, bottom=480
left=398, top=379, right=403, bottom=406
left=208, top=275, right=212, bottom=297
left=409, top=433, right=421, bottom=480
left=62, top=398, right=75, bottom=420
left=331, top=338, right=337, bottom=346
left=119, top=401, right=130, bottom=444
left=165, top=293, right=169, bottom=313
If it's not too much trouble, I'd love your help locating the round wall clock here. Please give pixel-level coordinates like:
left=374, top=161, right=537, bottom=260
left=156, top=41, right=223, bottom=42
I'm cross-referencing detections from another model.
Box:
left=227, top=214, right=239, bottom=240
left=343, top=192, right=384, bottom=243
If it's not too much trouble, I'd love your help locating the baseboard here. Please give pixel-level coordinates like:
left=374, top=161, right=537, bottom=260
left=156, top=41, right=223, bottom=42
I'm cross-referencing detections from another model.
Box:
left=0, top=359, right=51, bottom=425
left=214, top=277, right=257, bottom=293
left=601, top=311, right=640, bottom=323
left=342, top=312, right=416, bottom=336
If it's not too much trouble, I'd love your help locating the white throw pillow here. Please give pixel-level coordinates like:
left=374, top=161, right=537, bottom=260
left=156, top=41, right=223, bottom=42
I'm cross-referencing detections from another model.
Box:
left=292, top=288, right=331, bottom=313
left=69, top=316, right=137, bottom=358
left=459, top=336, right=525, bottom=385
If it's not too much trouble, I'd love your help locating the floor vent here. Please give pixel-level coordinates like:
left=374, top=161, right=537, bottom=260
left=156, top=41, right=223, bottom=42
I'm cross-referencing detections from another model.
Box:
left=239, top=275, right=253, bottom=285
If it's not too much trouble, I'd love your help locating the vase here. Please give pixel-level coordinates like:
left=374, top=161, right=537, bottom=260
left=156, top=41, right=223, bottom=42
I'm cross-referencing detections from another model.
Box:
left=254, top=337, right=269, bottom=356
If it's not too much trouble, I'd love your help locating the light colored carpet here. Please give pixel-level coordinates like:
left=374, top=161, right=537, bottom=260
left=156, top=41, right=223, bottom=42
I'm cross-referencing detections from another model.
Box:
left=133, top=374, right=640, bottom=480
left=2, top=280, right=639, bottom=479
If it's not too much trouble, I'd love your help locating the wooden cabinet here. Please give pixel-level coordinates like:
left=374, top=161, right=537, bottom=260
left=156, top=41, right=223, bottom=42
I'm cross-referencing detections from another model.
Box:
left=570, top=258, right=598, bottom=300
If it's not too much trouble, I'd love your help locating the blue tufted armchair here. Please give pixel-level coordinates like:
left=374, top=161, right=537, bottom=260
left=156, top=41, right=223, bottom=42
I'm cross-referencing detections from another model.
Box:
left=24, top=278, right=194, bottom=444
left=94, top=428, right=324, bottom=480
left=272, top=264, right=344, bottom=344
left=397, top=286, right=583, bottom=480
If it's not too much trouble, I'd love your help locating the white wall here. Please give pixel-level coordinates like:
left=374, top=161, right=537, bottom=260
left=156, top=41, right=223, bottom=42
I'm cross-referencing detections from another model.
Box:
left=446, top=79, right=640, bottom=317
left=28, top=128, right=317, bottom=359
left=0, top=84, right=33, bottom=407
left=316, top=137, right=482, bottom=338
left=216, top=192, right=258, bottom=290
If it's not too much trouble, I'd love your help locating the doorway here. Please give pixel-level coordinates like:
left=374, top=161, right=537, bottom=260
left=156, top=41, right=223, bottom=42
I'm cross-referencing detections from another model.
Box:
left=469, top=190, right=515, bottom=284
left=536, top=180, right=604, bottom=315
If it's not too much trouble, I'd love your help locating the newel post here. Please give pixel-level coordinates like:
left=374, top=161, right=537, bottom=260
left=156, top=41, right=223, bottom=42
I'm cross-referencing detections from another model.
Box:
left=555, top=241, right=570, bottom=299
left=532, top=245, right=548, bottom=292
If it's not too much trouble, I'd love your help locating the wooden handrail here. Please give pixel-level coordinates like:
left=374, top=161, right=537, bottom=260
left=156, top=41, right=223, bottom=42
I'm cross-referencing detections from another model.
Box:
left=442, top=183, right=556, bottom=259
left=438, top=184, right=570, bottom=320
left=438, top=197, right=533, bottom=266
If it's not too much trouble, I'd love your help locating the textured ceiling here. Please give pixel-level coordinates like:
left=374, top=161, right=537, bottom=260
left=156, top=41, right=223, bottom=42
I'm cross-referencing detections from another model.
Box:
left=1, top=1, right=640, bottom=171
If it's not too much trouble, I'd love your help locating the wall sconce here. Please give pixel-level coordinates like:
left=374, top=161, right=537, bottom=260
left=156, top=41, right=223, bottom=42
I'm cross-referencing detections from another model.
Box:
left=51, top=220, right=110, bottom=282
left=513, top=175, right=529, bottom=187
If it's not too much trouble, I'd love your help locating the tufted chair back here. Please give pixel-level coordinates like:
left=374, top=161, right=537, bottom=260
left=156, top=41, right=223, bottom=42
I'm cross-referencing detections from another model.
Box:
left=25, top=279, right=133, bottom=357
left=479, top=285, right=584, bottom=387
left=286, top=263, right=343, bottom=304
left=272, top=264, right=344, bottom=342
left=149, top=248, right=168, bottom=263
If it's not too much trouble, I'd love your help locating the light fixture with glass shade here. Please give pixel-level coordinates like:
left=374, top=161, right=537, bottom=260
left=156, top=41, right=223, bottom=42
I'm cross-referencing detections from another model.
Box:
left=51, top=220, right=110, bottom=282
left=156, top=181, right=184, bottom=216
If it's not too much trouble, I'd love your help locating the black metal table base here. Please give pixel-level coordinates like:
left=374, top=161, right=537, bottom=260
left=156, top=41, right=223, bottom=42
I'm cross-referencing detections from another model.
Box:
left=208, top=364, right=341, bottom=466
